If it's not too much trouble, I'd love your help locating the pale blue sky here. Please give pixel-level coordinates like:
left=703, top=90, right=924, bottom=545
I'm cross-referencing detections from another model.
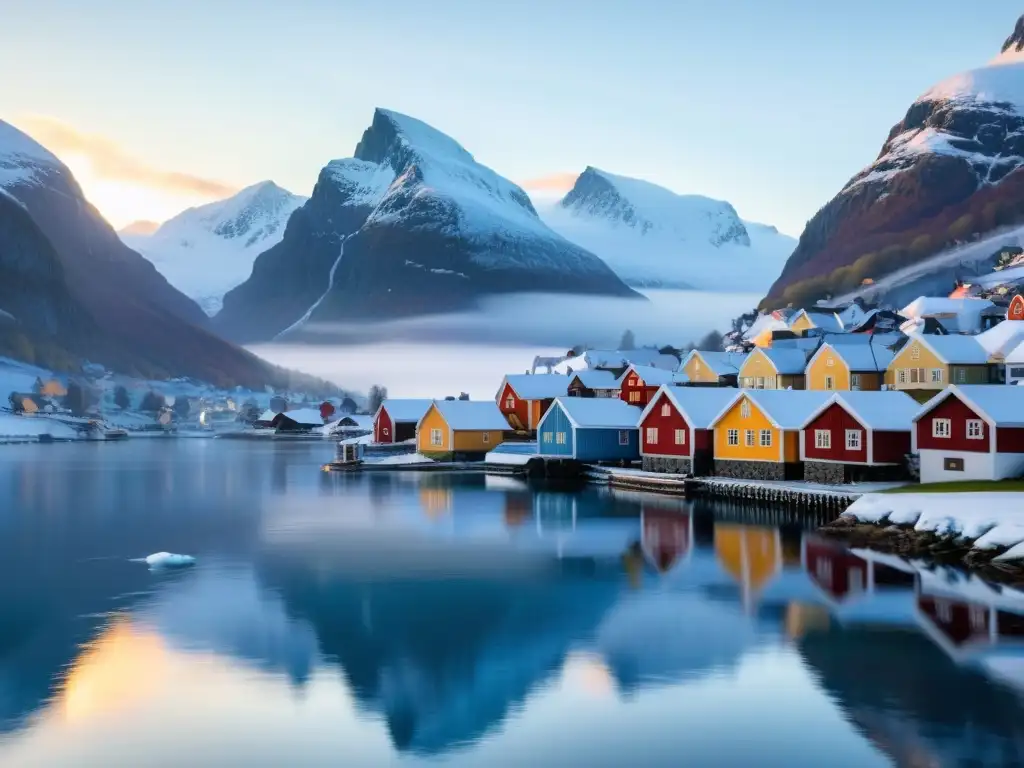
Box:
left=2, top=1, right=1021, bottom=232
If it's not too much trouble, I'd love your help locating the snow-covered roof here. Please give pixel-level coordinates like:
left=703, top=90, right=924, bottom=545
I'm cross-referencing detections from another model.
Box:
left=803, top=391, right=920, bottom=432
left=712, top=390, right=833, bottom=430
left=901, top=296, right=995, bottom=334
left=618, top=364, right=688, bottom=387
left=429, top=400, right=510, bottom=431
left=549, top=397, right=642, bottom=429
left=639, top=385, right=738, bottom=429
left=379, top=398, right=435, bottom=423
left=750, top=347, right=809, bottom=375
left=339, top=414, right=373, bottom=429
left=278, top=408, right=324, bottom=426
left=256, top=409, right=277, bottom=422
left=681, top=350, right=744, bottom=376
left=791, top=308, right=844, bottom=333
left=569, top=369, right=620, bottom=389
left=742, top=313, right=789, bottom=342
left=499, top=373, right=569, bottom=400
left=915, top=385, right=1024, bottom=427
left=913, top=334, right=990, bottom=364
left=977, top=320, right=1024, bottom=358
left=809, top=342, right=896, bottom=372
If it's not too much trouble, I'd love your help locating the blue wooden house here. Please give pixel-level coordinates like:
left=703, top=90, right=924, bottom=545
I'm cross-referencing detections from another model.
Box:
left=537, top=397, right=642, bottom=461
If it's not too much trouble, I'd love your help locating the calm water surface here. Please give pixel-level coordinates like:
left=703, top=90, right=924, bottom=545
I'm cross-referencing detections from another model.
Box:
left=1, top=440, right=1023, bottom=767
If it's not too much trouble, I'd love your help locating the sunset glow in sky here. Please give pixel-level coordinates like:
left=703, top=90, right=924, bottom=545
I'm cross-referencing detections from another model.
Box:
left=3, top=1, right=1023, bottom=232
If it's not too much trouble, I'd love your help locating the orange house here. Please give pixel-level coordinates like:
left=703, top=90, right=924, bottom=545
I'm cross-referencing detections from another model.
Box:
left=496, top=374, right=569, bottom=431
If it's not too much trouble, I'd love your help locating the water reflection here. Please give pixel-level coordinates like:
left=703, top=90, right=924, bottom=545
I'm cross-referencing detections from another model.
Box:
left=0, top=441, right=1023, bottom=765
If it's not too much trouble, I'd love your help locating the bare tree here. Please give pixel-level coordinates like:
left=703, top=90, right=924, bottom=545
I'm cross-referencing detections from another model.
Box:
left=367, top=385, right=388, bottom=414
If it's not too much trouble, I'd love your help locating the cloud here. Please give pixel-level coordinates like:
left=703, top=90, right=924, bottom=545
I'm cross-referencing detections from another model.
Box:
left=519, top=172, right=579, bottom=194
left=14, top=115, right=239, bottom=199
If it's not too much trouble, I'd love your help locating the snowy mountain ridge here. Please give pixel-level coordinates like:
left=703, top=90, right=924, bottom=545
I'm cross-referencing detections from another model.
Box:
left=123, top=181, right=307, bottom=315
left=536, top=167, right=795, bottom=291
left=0, top=120, right=74, bottom=194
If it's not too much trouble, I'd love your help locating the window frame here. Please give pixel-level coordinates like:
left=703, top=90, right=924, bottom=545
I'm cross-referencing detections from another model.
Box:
left=618, top=430, right=630, bottom=446
left=660, top=403, right=671, bottom=417
left=430, top=428, right=443, bottom=447
left=966, top=419, right=984, bottom=440
left=814, top=429, right=831, bottom=450
left=674, top=429, right=686, bottom=445
left=727, top=428, right=739, bottom=446
left=645, top=427, right=658, bottom=445
left=745, top=429, right=756, bottom=448
left=759, top=429, right=772, bottom=447
left=845, top=429, right=862, bottom=451
left=931, top=368, right=943, bottom=384
left=932, top=418, right=952, bottom=439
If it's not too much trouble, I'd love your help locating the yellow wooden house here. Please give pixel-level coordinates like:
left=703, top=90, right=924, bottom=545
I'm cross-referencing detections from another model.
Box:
left=789, top=308, right=844, bottom=335
left=885, top=335, right=991, bottom=399
left=804, top=342, right=897, bottom=391
left=416, top=400, right=509, bottom=460
left=737, top=347, right=809, bottom=390
left=679, top=350, right=744, bottom=386
left=709, top=390, right=832, bottom=480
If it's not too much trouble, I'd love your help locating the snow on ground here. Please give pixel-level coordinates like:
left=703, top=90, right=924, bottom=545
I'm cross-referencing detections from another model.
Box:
left=366, top=452, right=435, bottom=465
left=0, top=119, right=61, bottom=190
left=0, top=413, right=78, bottom=440
left=484, top=442, right=538, bottom=466
left=845, top=493, right=1024, bottom=556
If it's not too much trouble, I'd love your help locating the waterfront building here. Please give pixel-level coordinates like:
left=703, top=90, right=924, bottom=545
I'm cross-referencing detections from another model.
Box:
left=638, top=385, right=737, bottom=475
left=536, top=397, right=641, bottom=462
left=566, top=370, right=621, bottom=399
left=737, top=347, right=809, bottom=390
left=617, top=364, right=688, bottom=407
left=495, top=374, right=569, bottom=432
left=374, top=399, right=434, bottom=443
left=416, top=400, right=509, bottom=460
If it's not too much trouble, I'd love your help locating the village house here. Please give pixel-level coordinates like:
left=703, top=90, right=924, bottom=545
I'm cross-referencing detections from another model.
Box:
left=536, top=397, right=641, bottom=463
left=416, top=400, right=510, bottom=460
left=495, top=374, right=568, bottom=431
left=742, top=310, right=794, bottom=348
left=270, top=408, right=325, bottom=433
left=900, top=296, right=995, bottom=335
left=617, top=364, right=688, bottom=407
left=789, top=308, right=845, bottom=335
left=885, top=335, right=992, bottom=398
left=804, top=342, right=896, bottom=391
left=638, top=385, right=737, bottom=475
left=975, top=320, right=1024, bottom=384
left=737, top=347, right=809, bottom=390
left=566, top=369, right=620, bottom=398
left=373, top=399, right=434, bottom=443
left=550, top=348, right=678, bottom=375
left=799, top=391, right=919, bottom=484
left=709, top=390, right=832, bottom=480
left=1004, top=341, right=1024, bottom=386
left=912, top=385, right=1024, bottom=483
left=678, top=350, right=744, bottom=387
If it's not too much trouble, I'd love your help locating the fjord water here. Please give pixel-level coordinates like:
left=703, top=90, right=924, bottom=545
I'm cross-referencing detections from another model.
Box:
left=1, top=441, right=1023, bottom=766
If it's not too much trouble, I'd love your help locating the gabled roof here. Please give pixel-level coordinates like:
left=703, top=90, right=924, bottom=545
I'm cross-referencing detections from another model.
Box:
left=791, top=308, right=845, bottom=333
left=742, top=313, right=789, bottom=342
left=551, top=348, right=678, bottom=374
left=378, top=399, right=435, bottom=423
left=618, top=364, right=688, bottom=387
left=547, top=397, right=642, bottom=429
left=977, top=320, right=1024, bottom=359
left=807, top=342, right=896, bottom=373
left=913, top=385, right=1024, bottom=427
left=498, top=373, right=569, bottom=400
left=569, top=369, right=620, bottom=389
left=710, top=390, right=833, bottom=430
left=901, top=296, right=995, bottom=334
left=428, top=400, right=510, bottom=431
left=680, top=350, right=744, bottom=376
left=904, top=334, right=990, bottom=365
left=639, top=385, right=738, bottom=429
left=802, top=391, right=920, bottom=432
left=256, top=409, right=277, bottom=423
left=277, top=408, right=324, bottom=426
left=745, top=347, right=809, bottom=375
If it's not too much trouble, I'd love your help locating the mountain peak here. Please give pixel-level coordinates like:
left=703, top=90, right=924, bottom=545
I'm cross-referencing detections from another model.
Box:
left=0, top=120, right=64, bottom=190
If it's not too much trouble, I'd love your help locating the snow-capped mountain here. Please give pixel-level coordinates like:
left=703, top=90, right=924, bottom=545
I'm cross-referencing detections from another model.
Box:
left=766, top=13, right=1024, bottom=303
left=215, top=109, right=639, bottom=343
left=122, top=181, right=306, bottom=315
left=536, top=167, right=795, bottom=291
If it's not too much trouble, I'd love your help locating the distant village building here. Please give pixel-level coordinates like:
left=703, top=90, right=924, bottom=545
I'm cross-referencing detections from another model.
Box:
left=886, top=335, right=991, bottom=397
left=789, top=308, right=845, bottom=335
left=374, top=399, right=434, bottom=443
left=737, top=347, right=809, bottom=390
left=495, top=374, right=569, bottom=432
left=270, top=408, right=324, bottom=433
left=804, top=342, right=896, bottom=391
left=617, top=364, right=688, bottom=407
left=566, top=370, right=620, bottom=399
left=678, top=350, right=744, bottom=387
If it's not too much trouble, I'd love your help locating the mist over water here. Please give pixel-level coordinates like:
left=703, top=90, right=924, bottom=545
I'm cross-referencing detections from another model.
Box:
left=250, top=289, right=758, bottom=397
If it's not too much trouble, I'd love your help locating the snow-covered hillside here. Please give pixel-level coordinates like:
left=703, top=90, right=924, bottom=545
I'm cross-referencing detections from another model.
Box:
left=0, top=120, right=65, bottom=192
left=122, top=181, right=306, bottom=315
left=536, top=168, right=795, bottom=291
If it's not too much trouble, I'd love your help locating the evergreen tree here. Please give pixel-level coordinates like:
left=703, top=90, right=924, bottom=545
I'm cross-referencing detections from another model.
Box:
left=114, top=385, right=131, bottom=410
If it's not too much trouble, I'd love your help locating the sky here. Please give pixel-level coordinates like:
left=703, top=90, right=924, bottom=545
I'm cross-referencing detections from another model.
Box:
left=2, top=1, right=1022, bottom=233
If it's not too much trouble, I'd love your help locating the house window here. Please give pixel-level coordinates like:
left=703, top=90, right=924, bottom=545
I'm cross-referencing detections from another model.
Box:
left=851, top=374, right=861, bottom=390
left=932, top=418, right=951, bottom=438
left=430, top=428, right=443, bottom=446
left=646, top=427, right=658, bottom=444
left=815, top=558, right=833, bottom=587
left=970, top=605, right=987, bottom=631
left=505, top=396, right=515, bottom=409
left=815, top=429, right=831, bottom=449
left=745, top=430, right=755, bottom=447
left=935, top=599, right=952, bottom=623
left=1011, top=367, right=1024, bottom=378
left=543, top=432, right=553, bottom=443
left=956, top=368, right=967, bottom=384
left=674, top=429, right=686, bottom=445
left=943, top=457, right=965, bottom=472
left=618, top=430, right=630, bottom=446
left=931, top=369, right=943, bottom=384
left=897, top=369, right=907, bottom=385
left=848, top=568, right=864, bottom=595
left=482, top=432, right=490, bottom=443
left=824, top=376, right=834, bottom=390
left=755, top=377, right=765, bottom=389
left=766, top=376, right=777, bottom=389
left=911, top=346, right=921, bottom=361
left=727, top=429, right=739, bottom=446
left=661, top=403, right=671, bottom=417
left=966, top=419, right=984, bottom=439
left=846, top=430, right=862, bottom=451
left=740, top=400, right=751, bottom=419
left=826, top=357, right=835, bottom=367
left=910, top=368, right=919, bottom=384
left=556, top=432, right=566, bottom=445
left=760, top=429, right=772, bottom=447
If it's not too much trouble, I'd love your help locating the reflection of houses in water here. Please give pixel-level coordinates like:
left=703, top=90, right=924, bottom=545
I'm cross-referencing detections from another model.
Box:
left=713, top=524, right=782, bottom=609
left=640, top=506, right=691, bottom=575
left=418, top=486, right=453, bottom=519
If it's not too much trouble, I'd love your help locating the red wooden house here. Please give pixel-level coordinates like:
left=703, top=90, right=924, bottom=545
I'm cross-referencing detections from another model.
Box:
left=373, top=399, right=434, bottom=443
left=637, top=385, right=736, bottom=475
left=618, top=364, right=688, bottom=407
left=799, top=391, right=919, bottom=484
left=495, top=374, right=569, bottom=431
left=912, top=385, right=1024, bottom=483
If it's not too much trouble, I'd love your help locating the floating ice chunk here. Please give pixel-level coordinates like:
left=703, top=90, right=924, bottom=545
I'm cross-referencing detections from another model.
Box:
left=140, top=552, right=196, bottom=569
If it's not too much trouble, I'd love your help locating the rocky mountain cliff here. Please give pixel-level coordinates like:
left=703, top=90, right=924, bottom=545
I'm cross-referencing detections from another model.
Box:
left=122, top=181, right=306, bottom=315
left=537, top=167, right=795, bottom=291
left=765, top=13, right=1024, bottom=306
left=0, top=121, right=330, bottom=389
left=215, top=109, right=640, bottom=343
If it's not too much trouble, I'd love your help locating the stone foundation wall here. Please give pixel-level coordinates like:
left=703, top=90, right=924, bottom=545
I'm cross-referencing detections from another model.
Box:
left=642, top=456, right=692, bottom=474
left=713, top=459, right=789, bottom=481
left=804, top=461, right=846, bottom=485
